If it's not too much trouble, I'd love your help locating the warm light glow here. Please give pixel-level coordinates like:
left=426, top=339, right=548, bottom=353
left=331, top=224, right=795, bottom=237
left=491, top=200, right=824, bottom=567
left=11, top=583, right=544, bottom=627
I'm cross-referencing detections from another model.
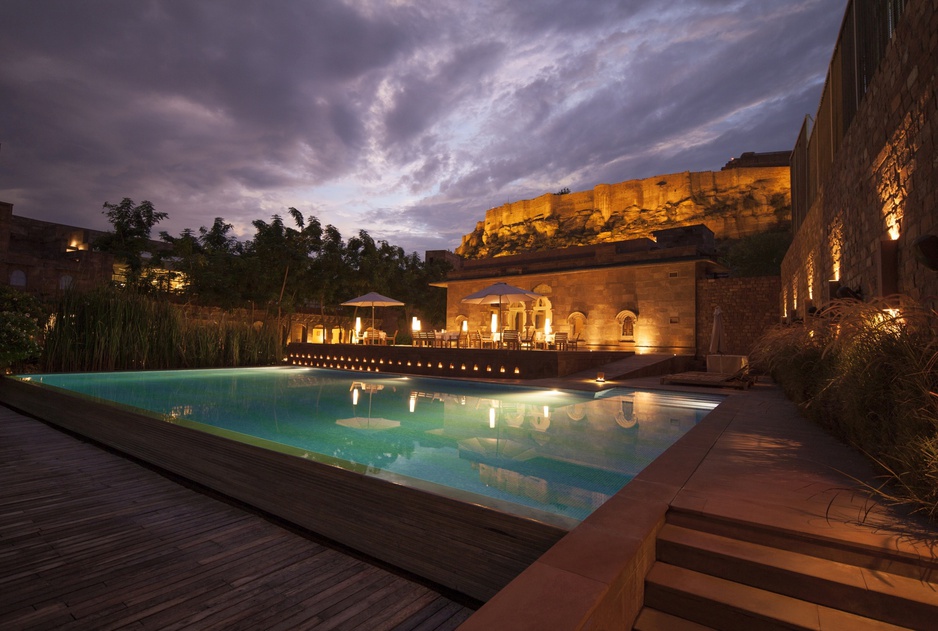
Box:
left=887, top=222, right=901, bottom=241
left=489, top=407, right=496, bottom=428
left=544, top=318, right=551, bottom=336
left=409, top=394, right=416, bottom=413
left=461, top=320, right=468, bottom=332
left=830, top=220, right=843, bottom=281
left=355, top=317, right=361, bottom=333
left=352, top=388, right=359, bottom=406
left=490, top=312, right=498, bottom=334
left=806, top=252, right=816, bottom=301
left=543, top=406, right=549, bottom=419
left=596, top=372, right=605, bottom=383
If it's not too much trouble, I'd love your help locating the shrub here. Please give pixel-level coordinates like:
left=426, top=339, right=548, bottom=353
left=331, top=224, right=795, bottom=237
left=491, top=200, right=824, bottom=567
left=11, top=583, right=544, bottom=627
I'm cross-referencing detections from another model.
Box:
left=752, top=297, right=938, bottom=520
left=0, top=285, right=45, bottom=372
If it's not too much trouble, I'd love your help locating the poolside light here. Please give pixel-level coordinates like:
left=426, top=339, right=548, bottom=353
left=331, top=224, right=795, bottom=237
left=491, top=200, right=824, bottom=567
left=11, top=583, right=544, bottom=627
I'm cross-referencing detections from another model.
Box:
left=489, top=407, right=496, bottom=428
left=596, top=372, right=605, bottom=383
left=409, top=394, right=416, bottom=413
left=352, top=387, right=360, bottom=406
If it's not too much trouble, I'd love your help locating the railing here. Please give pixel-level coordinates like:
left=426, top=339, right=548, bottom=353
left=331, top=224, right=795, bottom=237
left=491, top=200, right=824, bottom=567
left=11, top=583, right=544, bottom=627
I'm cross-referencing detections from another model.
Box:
left=791, top=0, right=909, bottom=232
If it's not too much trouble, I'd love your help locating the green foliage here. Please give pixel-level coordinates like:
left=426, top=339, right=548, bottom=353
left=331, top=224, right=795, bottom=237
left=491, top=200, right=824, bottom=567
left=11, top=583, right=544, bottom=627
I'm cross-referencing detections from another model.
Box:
left=718, top=231, right=792, bottom=277
left=158, top=209, right=449, bottom=328
left=752, top=297, right=938, bottom=520
left=0, top=285, right=44, bottom=371
left=94, top=198, right=168, bottom=289
left=42, top=287, right=281, bottom=372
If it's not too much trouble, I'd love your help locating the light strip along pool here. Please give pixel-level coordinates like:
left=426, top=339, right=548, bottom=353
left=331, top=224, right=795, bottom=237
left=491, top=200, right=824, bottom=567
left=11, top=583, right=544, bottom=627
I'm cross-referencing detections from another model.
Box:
left=17, top=366, right=722, bottom=526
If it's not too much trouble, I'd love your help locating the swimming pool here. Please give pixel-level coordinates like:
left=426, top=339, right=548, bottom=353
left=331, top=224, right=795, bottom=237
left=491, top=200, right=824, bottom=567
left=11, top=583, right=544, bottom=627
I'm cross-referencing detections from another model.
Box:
left=20, top=366, right=721, bottom=525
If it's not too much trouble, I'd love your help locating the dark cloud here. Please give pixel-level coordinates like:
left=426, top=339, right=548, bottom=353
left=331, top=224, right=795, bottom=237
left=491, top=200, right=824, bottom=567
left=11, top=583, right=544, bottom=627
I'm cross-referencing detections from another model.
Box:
left=0, top=0, right=846, bottom=254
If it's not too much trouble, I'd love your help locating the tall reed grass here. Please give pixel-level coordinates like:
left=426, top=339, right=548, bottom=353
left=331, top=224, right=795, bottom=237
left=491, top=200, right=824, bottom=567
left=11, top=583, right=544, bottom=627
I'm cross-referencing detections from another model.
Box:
left=752, top=297, right=938, bottom=520
left=43, top=288, right=282, bottom=372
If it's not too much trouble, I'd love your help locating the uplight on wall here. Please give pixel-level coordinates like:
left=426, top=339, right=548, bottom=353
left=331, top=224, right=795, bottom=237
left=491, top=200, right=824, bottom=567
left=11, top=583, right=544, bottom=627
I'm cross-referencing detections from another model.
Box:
left=596, top=372, right=605, bottom=383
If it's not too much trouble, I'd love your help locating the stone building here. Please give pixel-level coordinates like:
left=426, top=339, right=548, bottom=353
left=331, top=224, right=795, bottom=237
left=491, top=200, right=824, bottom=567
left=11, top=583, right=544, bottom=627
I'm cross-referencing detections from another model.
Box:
left=0, top=201, right=115, bottom=297
left=783, top=0, right=937, bottom=314
left=442, top=225, right=775, bottom=357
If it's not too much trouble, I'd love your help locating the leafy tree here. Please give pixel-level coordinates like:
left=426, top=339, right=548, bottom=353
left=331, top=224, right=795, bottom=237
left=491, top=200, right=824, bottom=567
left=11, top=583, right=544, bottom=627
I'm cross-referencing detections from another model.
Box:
left=0, top=285, right=44, bottom=371
left=94, top=198, right=168, bottom=289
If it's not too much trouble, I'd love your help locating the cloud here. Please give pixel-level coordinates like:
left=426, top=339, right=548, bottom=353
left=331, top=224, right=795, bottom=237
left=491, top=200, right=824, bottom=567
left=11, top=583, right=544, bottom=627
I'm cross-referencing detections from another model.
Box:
left=0, top=0, right=846, bottom=253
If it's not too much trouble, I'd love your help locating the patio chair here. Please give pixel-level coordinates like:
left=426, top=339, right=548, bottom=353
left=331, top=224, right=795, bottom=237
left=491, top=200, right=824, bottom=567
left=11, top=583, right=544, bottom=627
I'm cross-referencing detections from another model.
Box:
left=520, top=328, right=535, bottom=350
left=468, top=331, right=482, bottom=349
left=502, top=329, right=520, bottom=350
left=386, top=330, right=397, bottom=346
left=457, top=331, right=469, bottom=348
left=554, top=331, right=568, bottom=351
left=480, top=330, right=495, bottom=349
left=568, top=332, right=581, bottom=351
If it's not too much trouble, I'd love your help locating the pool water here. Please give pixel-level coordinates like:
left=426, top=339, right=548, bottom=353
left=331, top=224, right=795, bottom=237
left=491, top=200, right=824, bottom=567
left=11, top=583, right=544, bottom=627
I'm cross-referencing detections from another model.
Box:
left=22, top=367, right=722, bottom=525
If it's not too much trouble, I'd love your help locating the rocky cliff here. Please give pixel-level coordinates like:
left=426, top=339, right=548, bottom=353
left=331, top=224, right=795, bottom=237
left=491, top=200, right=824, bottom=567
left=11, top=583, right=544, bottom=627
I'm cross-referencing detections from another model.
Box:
left=456, top=166, right=791, bottom=258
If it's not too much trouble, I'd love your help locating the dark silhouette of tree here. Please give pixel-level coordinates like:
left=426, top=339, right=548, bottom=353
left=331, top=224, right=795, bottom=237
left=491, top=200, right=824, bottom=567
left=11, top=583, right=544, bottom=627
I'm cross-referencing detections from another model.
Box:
left=94, top=198, right=168, bottom=289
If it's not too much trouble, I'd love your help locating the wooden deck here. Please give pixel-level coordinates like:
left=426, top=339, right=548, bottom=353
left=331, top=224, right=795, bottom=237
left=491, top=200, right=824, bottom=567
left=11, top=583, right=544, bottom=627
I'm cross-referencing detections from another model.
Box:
left=0, top=406, right=475, bottom=630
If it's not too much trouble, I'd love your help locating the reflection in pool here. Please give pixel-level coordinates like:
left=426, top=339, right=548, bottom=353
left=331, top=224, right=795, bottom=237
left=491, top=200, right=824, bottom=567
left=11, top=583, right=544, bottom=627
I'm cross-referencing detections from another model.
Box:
left=22, top=367, right=722, bottom=525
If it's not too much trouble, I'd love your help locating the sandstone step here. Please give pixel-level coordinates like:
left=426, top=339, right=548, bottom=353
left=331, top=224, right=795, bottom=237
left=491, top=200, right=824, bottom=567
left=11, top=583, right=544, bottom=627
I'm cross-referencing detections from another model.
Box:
left=666, top=506, right=938, bottom=583
left=644, top=563, right=910, bottom=631
left=633, top=607, right=717, bottom=630
left=657, top=523, right=938, bottom=629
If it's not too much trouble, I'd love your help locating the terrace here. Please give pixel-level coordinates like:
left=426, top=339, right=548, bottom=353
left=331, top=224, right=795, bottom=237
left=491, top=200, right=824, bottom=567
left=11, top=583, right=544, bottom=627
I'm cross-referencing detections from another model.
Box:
left=3, top=356, right=937, bottom=629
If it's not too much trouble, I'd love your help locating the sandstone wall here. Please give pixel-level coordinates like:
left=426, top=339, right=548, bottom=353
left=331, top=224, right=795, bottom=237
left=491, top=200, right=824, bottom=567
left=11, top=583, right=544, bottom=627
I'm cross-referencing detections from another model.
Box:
left=696, top=276, right=781, bottom=358
left=447, top=260, right=702, bottom=355
left=782, top=0, right=938, bottom=314
left=457, top=166, right=791, bottom=258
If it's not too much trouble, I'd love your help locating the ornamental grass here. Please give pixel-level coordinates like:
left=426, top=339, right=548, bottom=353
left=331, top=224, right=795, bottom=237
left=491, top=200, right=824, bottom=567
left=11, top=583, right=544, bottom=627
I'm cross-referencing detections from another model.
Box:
left=752, top=296, right=938, bottom=520
left=43, top=287, right=281, bottom=372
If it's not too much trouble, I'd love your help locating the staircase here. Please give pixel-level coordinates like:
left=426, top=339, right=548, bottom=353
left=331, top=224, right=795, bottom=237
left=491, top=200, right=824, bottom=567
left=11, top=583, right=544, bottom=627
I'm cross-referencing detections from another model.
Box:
left=634, top=507, right=938, bottom=630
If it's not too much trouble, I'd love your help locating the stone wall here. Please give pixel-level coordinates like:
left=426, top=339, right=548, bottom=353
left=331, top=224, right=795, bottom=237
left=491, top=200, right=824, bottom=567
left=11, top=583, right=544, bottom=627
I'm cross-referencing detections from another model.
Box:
left=696, top=276, right=781, bottom=358
left=1, top=202, right=115, bottom=296
left=782, top=0, right=938, bottom=314
left=447, top=259, right=704, bottom=355
left=457, top=166, right=791, bottom=258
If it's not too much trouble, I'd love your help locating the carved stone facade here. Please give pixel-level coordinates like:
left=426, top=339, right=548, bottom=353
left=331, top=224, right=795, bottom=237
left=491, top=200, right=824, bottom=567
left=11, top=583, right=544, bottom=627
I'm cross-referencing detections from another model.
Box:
left=457, top=162, right=791, bottom=259
left=446, top=225, right=726, bottom=355
left=0, top=201, right=115, bottom=297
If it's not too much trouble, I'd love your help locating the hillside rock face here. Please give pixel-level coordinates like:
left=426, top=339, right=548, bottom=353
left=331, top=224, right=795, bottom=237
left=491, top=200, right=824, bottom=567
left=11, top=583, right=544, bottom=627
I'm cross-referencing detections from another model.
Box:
left=455, top=166, right=791, bottom=259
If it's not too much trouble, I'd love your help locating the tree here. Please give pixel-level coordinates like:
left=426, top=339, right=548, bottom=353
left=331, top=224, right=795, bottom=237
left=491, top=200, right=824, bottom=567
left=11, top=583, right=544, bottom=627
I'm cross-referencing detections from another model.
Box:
left=94, top=198, right=168, bottom=289
left=0, top=285, right=44, bottom=371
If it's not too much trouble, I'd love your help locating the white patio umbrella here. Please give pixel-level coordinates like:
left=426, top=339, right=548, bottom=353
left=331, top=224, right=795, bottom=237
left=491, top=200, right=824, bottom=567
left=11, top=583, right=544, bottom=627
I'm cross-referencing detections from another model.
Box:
left=341, top=291, right=405, bottom=332
left=709, top=306, right=725, bottom=354
left=460, top=282, right=541, bottom=332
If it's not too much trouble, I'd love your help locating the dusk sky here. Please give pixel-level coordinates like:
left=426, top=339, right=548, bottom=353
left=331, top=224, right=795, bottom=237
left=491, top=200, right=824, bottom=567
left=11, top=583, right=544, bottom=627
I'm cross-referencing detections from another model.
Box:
left=0, top=0, right=846, bottom=256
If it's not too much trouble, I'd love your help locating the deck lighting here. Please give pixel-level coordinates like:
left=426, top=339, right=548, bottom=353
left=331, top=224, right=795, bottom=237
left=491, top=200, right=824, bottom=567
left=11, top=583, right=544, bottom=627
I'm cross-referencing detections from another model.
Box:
left=596, top=372, right=605, bottom=383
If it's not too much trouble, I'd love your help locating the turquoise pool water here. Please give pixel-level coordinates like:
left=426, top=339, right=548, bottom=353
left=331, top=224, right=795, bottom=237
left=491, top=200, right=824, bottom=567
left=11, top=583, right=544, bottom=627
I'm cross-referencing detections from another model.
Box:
left=21, top=367, right=722, bottom=525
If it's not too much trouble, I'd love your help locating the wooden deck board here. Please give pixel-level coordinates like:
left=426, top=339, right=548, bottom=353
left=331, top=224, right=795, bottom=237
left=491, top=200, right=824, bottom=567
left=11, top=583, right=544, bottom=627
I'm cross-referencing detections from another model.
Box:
left=0, top=406, right=476, bottom=630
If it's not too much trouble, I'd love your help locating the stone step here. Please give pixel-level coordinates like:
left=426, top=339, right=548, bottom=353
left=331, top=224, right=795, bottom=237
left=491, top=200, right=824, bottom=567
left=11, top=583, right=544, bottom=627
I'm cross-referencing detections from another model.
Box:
left=657, top=523, right=938, bottom=629
left=644, top=563, right=910, bottom=631
left=633, top=607, right=717, bottom=630
left=666, top=506, right=938, bottom=583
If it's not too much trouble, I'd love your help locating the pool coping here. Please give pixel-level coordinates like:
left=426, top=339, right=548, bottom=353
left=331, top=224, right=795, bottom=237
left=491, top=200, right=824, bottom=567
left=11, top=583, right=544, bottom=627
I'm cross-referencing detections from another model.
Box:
left=0, top=361, right=732, bottom=621
left=455, top=380, right=738, bottom=628
left=0, top=375, right=569, bottom=602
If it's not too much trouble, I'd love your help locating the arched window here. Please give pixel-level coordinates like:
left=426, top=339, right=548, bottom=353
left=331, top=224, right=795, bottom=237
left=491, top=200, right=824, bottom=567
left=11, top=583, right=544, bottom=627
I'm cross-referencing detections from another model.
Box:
left=567, top=312, right=587, bottom=338
left=616, top=310, right=638, bottom=341
left=532, top=296, right=553, bottom=331
left=10, top=270, right=26, bottom=287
